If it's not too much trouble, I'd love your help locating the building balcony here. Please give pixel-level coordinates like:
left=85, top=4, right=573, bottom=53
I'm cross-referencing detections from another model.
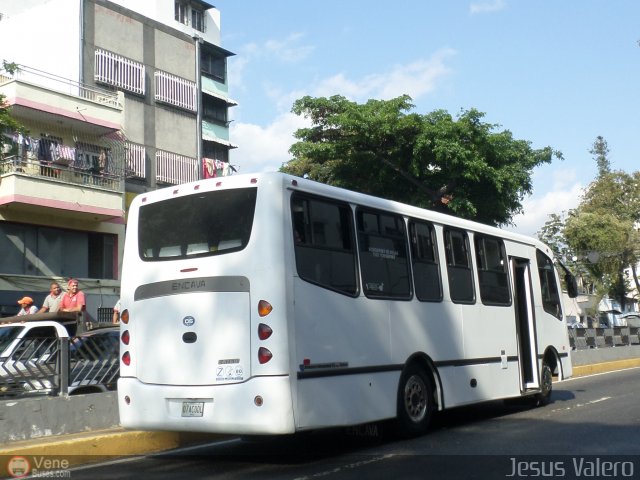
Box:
left=0, top=65, right=124, bottom=136
left=0, top=156, right=124, bottom=223
left=0, top=65, right=125, bottom=223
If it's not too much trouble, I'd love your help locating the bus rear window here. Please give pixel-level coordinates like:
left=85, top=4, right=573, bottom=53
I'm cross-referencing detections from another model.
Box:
left=138, top=188, right=257, bottom=261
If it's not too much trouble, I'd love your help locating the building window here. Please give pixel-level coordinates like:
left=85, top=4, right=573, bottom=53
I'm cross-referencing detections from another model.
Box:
left=202, top=142, right=229, bottom=163
left=94, top=49, right=145, bottom=95
left=192, top=8, right=205, bottom=32
left=202, top=96, right=227, bottom=124
left=175, top=1, right=205, bottom=32
left=201, top=49, right=226, bottom=82
left=155, top=150, right=198, bottom=185
left=357, top=208, right=411, bottom=299
left=174, top=1, right=188, bottom=24
left=475, top=235, right=511, bottom=306
left=154, top=70, right=197, bottom=111
left=0, top=222, right=117, bottom=280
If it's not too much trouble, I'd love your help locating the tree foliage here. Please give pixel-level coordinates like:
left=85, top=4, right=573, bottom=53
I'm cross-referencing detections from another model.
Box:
left=281, top=95, right=562, bottom=227
left=541, top=136, right=640, bottom=308
left=0, top=61, right=24, bottom=158
left=564, top=171, right=640, bottom=307
left=590, top=135, right=611, bottom=178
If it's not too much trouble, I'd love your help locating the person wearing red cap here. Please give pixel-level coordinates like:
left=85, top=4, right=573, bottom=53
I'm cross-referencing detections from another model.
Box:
left=17, top=297, right=38, bottom=316
left=60, top=279, right=86, bottom=313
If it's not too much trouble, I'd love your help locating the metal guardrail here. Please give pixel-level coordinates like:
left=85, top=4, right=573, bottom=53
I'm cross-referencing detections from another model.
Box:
left=0, top=333, right=118, bottom=398
left=568, top=327, right=640, bottom=350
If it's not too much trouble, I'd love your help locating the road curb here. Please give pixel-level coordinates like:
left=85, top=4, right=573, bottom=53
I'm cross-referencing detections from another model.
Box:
left=0, top=428, right=225, bottom=472
left=571, top=357, right=640, bottom=377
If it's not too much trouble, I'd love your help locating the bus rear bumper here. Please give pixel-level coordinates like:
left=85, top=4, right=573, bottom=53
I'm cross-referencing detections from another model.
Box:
left=118, top=376, right=295, bottom=435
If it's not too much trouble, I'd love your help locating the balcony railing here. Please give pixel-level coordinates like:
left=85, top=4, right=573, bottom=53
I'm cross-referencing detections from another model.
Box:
left=1, top=64, right=122, bottom=109
left=156, top=150, right=198, bottom=185
left=1, top=156, right=122, bottom=191
left=125, top=142, right=146, bottom=179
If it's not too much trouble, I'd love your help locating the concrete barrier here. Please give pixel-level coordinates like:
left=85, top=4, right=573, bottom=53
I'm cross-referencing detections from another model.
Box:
left=0, top=392, right=119, bottom=443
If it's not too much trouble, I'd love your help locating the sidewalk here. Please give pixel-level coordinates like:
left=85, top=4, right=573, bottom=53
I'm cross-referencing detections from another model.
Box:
left=1, top=357, right=639, bottom=474
left=0, top=429, right=225, bottom=477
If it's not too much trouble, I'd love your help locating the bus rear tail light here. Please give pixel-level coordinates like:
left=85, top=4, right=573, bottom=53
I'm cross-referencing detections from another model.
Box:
left=121, top=330, right=130, bottom=345
left=258, top=323, right=273, bottom=340
left=258, top=347, right=272, bottom=364
left=122, top=351, right=131, bottom=366
left=258, top=300, right=273, bottom=317
left=121, top=309, right=130, bottom=324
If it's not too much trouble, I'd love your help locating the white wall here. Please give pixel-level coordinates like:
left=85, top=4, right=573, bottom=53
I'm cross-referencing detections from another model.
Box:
left=0, top=0, right=80, bottom=82
left=107, top=0, right=221, bottom=45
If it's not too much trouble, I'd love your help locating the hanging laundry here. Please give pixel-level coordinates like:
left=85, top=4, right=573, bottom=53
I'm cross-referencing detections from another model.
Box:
left=203, top=158, right=216, bottom=178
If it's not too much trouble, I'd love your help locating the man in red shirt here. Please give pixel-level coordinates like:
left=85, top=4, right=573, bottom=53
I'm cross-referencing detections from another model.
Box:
left=60, top=279, right=86, bottom=313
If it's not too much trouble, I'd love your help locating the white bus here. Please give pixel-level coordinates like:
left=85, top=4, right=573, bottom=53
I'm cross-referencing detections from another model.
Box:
left=117, top=172, right=576, bottom=436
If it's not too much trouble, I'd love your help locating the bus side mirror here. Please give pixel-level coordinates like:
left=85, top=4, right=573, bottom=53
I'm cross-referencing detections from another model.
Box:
left=565, top=273, right=578, bottom=298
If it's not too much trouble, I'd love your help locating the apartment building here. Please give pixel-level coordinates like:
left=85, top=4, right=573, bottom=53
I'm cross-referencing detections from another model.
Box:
left=0, top=0, right=236, bottom=319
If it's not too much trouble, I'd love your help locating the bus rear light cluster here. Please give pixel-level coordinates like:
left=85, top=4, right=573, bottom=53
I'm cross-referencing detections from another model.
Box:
left=258, top=323, right=272, bottom=340
left=257, top=300, right=273, bottom=364
left=121, top=308, right=131, bottom=366
left=258, top=347, right=272, bottom=364
left=258, top=300, right=272, bottom=317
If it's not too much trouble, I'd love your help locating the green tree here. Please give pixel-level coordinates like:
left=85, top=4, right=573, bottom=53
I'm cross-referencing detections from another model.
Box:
left=0, top=61, right=24, bottom=158
left=537, top=211, right=597, bottom=295
left=0, top=92, right=23, bottom=158
left=590, top=135, right=611, bottom=178
left=564, top=169, right=640, bottom=309
left=281, top=95, right=562, bottom=227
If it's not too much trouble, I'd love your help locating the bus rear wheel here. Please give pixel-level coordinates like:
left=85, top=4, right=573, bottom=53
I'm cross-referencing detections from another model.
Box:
left=395, top=364, right=433, bottom=437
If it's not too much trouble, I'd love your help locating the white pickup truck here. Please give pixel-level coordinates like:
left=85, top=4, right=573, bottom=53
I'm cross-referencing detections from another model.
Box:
left=0, top=313, right=118, bottom=397
left=0, top=318, right=70, bottom=397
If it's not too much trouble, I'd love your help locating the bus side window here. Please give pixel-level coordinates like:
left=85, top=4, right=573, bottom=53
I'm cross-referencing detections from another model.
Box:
left=357, top=209, right=411, bottom=299
left=444, top=228, right=475, bottom=304
left=291, top=194, right=358, bottom=296
left=409, top=220, right=442, bottom=302
left=474, top=235, right=511, bottom=306
left=536, top=250, right=562, bottom=319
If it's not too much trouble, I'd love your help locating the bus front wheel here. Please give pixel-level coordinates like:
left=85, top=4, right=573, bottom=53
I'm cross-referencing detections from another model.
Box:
left=535, top=363, right=553, bottom=406
left=395, top=364, right=433, bottom=437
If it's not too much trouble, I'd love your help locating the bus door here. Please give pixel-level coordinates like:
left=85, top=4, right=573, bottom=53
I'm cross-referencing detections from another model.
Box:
left=511, top=258, right=540, bottom=391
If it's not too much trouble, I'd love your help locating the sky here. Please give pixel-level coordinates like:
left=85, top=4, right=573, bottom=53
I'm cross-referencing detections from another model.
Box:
left=212, top=0, right=640, bottom=236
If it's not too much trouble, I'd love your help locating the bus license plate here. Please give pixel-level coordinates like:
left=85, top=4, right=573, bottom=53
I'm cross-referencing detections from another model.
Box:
left=181, top=401, right=205, bottom=417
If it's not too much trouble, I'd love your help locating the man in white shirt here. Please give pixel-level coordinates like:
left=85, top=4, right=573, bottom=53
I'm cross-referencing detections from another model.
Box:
left=17, top=297, right=38, bottom=316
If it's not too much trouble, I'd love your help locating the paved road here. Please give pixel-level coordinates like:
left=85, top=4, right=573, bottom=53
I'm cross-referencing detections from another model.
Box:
left=68, top=368, right=640, bottom=480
